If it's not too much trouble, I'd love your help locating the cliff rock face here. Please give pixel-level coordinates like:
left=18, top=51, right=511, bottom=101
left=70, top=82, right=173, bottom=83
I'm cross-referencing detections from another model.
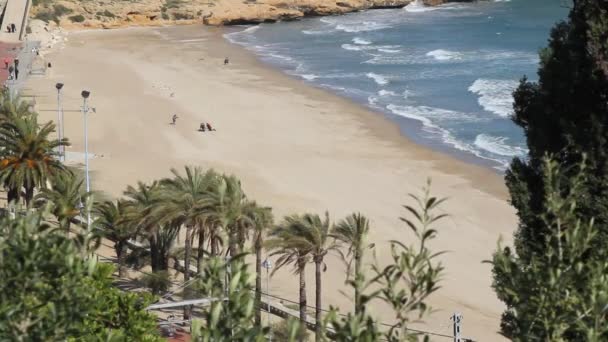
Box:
left=30, top=0, right=466, bottom=29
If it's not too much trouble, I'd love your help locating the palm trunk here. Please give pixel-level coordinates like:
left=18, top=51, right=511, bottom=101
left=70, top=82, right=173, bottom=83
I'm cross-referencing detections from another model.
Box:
left=149, top=233, right=160, bottom=272
left=24, top=185, right=34, bottom=207
left=315, top=259, right=322, bottom=342
left=354, top=251, right=362, bottom=315
left=255, top=240, right=262, bottom=327
left=228, top=229, right=238, bottom=257
left=116, top=241, right=127, bottom=278
left=7, top=186, right=18, bottom=204
left=298, top=258, right=307, bottom=340
left=197, top=227, right=206, bottom=275
left=183, top=225, right=193, bottom=321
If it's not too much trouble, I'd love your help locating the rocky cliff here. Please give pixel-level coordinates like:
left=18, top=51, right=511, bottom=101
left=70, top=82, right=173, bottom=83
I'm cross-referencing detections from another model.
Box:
left=30, top=0, right=472, bottom=29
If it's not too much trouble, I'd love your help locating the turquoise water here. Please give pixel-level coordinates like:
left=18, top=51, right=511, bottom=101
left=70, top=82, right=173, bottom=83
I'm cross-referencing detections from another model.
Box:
left=225, top=0, right=568, bottom=170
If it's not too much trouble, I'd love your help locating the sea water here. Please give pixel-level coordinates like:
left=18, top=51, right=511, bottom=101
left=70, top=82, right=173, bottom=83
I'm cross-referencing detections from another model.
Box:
left=225, top=0, right=568, bottom=171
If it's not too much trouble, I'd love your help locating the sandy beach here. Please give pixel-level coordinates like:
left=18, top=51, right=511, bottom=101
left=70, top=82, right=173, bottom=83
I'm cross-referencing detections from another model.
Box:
left=25, top=24, right=516, bottom=341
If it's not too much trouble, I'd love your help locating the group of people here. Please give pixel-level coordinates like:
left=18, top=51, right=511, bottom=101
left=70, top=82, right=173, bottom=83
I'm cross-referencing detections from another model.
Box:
left=4, top=57, right=19, bottom=80
left=6, top=23, right=16, bottom=33
left=171, top=114, right=216, bottom=132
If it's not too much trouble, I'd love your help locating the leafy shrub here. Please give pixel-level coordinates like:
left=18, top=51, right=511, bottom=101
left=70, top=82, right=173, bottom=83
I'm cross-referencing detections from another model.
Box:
left=34, top=11, right=56, bottom=23
left=161, top=12, right=169, bottom=20
left=271, top=320, right=309, bottom=342
left=140, top=270, right=172, bottom=295
left=53, top=4, right=72, bottom=16
left=96, top=10, right=116, bottom=18
left=173, top=12, right=193, bottom=20
left=68, top=14, right=85, bottom=23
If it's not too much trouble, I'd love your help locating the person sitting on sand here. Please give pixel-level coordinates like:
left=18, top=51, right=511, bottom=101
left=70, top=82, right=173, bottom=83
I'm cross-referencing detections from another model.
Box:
left=224, top=57, right=229, bottom=66
left=171, top=114, right=178, bottom=125
left=199, top=123, right=206, bottom=132
left=206, top=123, right=215, bottom=131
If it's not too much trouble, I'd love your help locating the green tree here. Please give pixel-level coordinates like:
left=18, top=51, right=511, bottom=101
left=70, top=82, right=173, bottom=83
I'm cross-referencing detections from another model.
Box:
left=266, top=215, right=311, bottom=335
left=0, top=210, right=161, bottom=341
left=491, top=158, right=608, bottom=341
left=507, top=0, right=608, bottom=259
left=376, top=181, right=445, bottom=341
left=94, top=199, right=137, bottom=277
left=243, top=201, right=274, bottom=327
left=191, top=256, right=286, bottom=342
left=35, top=171, right=91, bottom=236
left=160, top=166, right=218, bottom=319
left=123, top=181, right=170, bottom=272
left=0, top=114, right=69, bottom=205
left=332, top=213, right=373, bottom=315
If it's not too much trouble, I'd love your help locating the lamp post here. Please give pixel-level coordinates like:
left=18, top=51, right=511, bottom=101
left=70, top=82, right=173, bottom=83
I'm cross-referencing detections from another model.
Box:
left=55, top=83, right=64, bottom=161
left=81, top=90, right=91, bottom=228
left=262, top=259, right=273, bottom=341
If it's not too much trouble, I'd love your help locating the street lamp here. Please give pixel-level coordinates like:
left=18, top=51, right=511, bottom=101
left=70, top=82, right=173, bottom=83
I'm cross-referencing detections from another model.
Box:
left=81, top=90, right=91, bottom=228
left=262, top=258, right=273, bottom=341
left=55, top=83, right=64, bottom=161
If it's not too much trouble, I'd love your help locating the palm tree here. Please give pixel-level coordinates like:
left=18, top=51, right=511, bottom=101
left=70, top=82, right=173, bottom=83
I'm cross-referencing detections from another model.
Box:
left=332, top=213, right=373, bottom=315
left=243, top=201, right=274, bottom=327
left=123, top=181, right=167, bottom=272
left=94, top=199, right=137, bottom=277
left=160, top=166, right=218, bottom=320
left=267, top=213, right=338, bottom=341
left=266, top=217, right=310, bottom=335
left=206, top=174, right=250, bottom=257
left=0, top=115, right=69, bottom=205
left=297, top=212, right=338, bottom=342
left=34, top=171, right=90, bottom=236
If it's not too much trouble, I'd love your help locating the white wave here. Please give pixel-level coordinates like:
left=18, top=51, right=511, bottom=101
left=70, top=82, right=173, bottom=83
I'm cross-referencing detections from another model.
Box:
left=302, top=29, right=333, bottom=35
left=468, top=79, right=518, bottom=117
left=378, top=48, right=402, bottom=53
left=335, top=21, right=391, bottom=33
left=474, top=134, right=526, bottom=157
left=341, top=44, right=366, bottom=51
left=300, top=74, right=319, bottom=81
left=342, top=44, right=401, bottom=53
left=368, top=95, right=379, bottom=106
left=403, top=88, right=414, bottom=99
left=366, top=73, right=389, bottom=86
left=242, top=26, right=260, bottom=34
left=426, top=49, right=463, bottom=61
left=378, top=89, right=398, bottom=97
left=404, top=0, right=437, bottom=13
left=353, top=37, right=372, bottom=45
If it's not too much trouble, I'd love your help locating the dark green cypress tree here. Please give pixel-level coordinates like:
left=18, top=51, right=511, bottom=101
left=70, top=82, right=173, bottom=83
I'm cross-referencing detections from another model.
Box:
left=507, top=0, right=608, bottom=261
left=496, top=0, right=608, bottom=338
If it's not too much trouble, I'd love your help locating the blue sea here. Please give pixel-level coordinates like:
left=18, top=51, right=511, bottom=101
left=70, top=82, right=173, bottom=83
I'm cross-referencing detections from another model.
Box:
left=225, top=0, right=568, bottom=170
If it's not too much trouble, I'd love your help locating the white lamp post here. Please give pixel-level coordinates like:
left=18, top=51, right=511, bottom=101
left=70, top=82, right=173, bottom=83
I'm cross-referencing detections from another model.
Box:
left=81, top=90, right=91, bottom=228
left=55, top=83, right=64, bottom=161
left=262, top=259, right=273, bottom=341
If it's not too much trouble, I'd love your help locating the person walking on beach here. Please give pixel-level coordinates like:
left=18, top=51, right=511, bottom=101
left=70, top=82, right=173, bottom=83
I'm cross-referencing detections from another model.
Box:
left=171, top=114, right=178, bottom=125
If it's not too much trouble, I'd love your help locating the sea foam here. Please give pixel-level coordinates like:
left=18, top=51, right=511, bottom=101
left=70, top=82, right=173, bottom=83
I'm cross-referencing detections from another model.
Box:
left=474, top=134, right=526, bottom=157
left=366, top=73, right=389, bottom=85
left=426, top=49, right=463, bottom=61
left=468, top=79, right=518, bottom=117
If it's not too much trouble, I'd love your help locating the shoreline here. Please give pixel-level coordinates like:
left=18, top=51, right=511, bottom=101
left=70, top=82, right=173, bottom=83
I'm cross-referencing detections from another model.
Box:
left=26, top=24, right=515, bottom=340
left=215, top=26, right=509, bottom=198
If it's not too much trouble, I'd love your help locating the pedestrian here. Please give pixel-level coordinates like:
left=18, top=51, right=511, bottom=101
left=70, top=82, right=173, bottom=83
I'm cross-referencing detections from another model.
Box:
left=8, top=65, right=14, bottom=79
left=224, top=57, right=229, bottom=65
left=14, top=58, right=18, bottom=68
left=4, top=57, right=10, bottom=69
left=14, top=67, right=18, bottom=80
left=10, top=23, right=15, bottom=33
left=171, top=114, right=178, bottom=125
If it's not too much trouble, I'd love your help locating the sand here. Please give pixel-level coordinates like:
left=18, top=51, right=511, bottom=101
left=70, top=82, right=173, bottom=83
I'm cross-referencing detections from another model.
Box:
left=24, top=25, right=517, bottom=341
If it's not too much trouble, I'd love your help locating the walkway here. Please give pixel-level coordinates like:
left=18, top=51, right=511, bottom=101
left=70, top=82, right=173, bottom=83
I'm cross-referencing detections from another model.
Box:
left=0, top=0, right=31, bottom=42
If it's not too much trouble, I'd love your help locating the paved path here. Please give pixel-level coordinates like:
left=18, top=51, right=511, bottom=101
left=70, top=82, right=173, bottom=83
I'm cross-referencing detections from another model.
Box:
left=0, top=0, right=30, bottom=42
